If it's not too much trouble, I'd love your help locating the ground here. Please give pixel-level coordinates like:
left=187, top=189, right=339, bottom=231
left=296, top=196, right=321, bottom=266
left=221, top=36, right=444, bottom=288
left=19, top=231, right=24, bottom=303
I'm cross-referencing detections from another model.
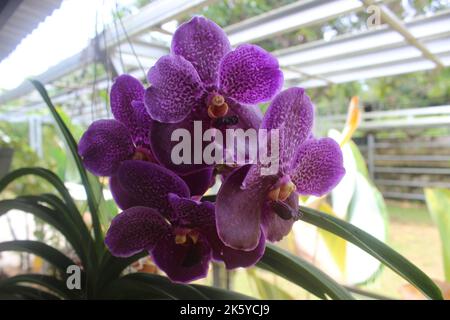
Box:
left=366, top=200, right=444, bottom=299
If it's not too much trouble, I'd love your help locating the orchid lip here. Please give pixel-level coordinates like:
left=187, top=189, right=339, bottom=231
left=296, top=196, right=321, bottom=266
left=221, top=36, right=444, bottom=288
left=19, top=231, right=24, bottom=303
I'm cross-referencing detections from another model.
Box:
left=174, top=228, right=199, bottom=245
left=132, top=147, right=153, bottom=162
left=207, top=93, right=229, bottom=118
left=267, top=177, right=296, bottom=202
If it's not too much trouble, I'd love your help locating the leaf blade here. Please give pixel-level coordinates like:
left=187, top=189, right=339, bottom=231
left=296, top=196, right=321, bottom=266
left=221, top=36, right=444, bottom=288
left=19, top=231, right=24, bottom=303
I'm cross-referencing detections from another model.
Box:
left=299, top=205, right=443, bottom=300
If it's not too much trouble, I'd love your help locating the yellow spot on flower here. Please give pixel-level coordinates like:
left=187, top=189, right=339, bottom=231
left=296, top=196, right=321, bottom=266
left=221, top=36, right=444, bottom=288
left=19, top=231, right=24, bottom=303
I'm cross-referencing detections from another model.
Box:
left=267, top=181, right=296, bottom=202
left=175, top=234, right=187, bottom=244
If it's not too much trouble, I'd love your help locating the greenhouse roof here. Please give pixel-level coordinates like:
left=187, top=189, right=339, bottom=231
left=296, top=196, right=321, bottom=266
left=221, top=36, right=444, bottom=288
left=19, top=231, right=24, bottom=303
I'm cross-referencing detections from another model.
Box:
left=0, top=0, right=449, bottom=124
left=0, top=0, right=63, bottom=62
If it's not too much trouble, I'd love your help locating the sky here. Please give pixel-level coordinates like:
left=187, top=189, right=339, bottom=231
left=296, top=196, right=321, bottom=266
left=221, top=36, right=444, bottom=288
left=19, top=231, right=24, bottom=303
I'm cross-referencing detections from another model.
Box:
left=0, top=0, right=134, bottom=90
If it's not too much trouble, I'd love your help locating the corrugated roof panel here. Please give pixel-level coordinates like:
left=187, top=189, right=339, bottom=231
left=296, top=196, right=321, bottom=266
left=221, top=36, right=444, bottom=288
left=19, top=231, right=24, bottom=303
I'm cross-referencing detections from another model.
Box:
left=0, top=0, right=63, bottom=62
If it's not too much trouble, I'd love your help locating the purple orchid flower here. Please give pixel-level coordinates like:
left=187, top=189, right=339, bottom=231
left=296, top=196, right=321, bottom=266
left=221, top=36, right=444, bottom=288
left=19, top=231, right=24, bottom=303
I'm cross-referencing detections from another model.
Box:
left=144, top=16, right=282, bottom=175
left=78, top=74, right=214, bottom=198
left=215, top=88, right=346, bottom=251
left=105, top=160, right=265, bottom=283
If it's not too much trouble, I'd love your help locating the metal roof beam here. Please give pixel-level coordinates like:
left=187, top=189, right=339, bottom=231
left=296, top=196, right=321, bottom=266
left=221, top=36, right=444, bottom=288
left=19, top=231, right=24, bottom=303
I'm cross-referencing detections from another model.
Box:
left=362, top=0, right=445, bottom=68
left=225, top=0, right=364, bottom=45
left=0, top=0, right=213, bottom=105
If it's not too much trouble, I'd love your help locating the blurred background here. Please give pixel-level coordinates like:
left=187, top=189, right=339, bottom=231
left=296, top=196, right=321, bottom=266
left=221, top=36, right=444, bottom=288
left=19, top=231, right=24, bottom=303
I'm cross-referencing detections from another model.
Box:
left=0, top=0, right=450, bottom=299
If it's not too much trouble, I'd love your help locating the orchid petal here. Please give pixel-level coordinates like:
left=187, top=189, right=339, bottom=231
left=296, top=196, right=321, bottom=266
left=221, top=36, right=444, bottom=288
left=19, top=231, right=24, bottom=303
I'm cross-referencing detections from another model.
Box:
left=78, top=119, right=134, bottom=176
left=105, top=206, right=170, bottom=257
left=172, top=16, right=231, bottom=87
left=116, top=160, right=190, bottom=216
left=216, top=165, right=277, bottom=251
left=262, top=87, right=314, bottom=172
left=151, top=233, right=211, bottom=283
left=145, top=55, right=204, bottom=123
left=291, top=138, right=345, bottom=196
left=219, top=44, right=283, bottom=104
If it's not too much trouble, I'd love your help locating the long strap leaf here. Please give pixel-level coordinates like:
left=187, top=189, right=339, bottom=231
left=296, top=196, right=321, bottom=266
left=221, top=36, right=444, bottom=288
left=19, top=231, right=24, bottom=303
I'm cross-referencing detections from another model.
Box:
left=118, top=273, right=209, bottom=300
left=0, top=240, right=76, bottom=275
left=30, top=79, right=103, bottom=248
left=0, top=274, right=77, bottom=299
left=299, top=205, right=443, bottom=300
left=258, top=243, right=354, bottom=300
left=0, top=284, right=61, bottom=300
left=0, top=198, right=88, bottom=264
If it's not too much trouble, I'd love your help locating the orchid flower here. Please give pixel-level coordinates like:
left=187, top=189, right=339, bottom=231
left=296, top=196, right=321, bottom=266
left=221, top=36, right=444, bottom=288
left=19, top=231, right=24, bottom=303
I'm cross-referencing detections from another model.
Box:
left=144, top=16, right=283, bottom=174
left=78, top=74, right=214, bottom=198
left=105, top=161, right=265, bottom=283
left=215, top=88, right=346, bottom=251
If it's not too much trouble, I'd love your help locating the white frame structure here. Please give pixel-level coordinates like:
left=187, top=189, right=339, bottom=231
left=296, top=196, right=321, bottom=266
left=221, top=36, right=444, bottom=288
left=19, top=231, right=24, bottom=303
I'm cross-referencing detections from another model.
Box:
left=0, top=0, right=449, bottom=125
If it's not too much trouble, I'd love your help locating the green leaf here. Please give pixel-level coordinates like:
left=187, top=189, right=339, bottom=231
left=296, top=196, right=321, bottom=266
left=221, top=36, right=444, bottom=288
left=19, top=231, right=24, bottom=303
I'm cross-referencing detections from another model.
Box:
left=30, top=80, right=103, bottom=247
left=246, top=269, right=294, bottom=299
left=0, top=284, right=61, bottom=300
left=118, top=273, right=209, bottom=300
left=258, top=243, right=354, bottom=300
left=348, top=140, right=370, bottom=179
left=344, top=173, right=388, bottom=285
left=97, top=251, right=147, bottom=289
left=0, top=167, right=80, bottom=218
left=190, top=284, right=255, bottom=300
left=424, top=188, right=450, bottom=282
left=0, top=240, right=76, bottom=275
left=100, top=276, right=175, bottom=299
left=299, top=205, right=443, bottom=300
left=0, top=198, right=91, bottom=267
left=17, top=194, right=95, bottom=270
left=316, top=203, right=347, bottom=274
left=0, top=274, right=77, bottom=299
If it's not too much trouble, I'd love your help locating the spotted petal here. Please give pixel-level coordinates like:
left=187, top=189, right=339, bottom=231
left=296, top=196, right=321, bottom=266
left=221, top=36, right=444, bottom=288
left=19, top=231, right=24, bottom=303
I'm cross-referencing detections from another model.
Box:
left=216, top=165, right=277, bottom=251
left=262, top=87, right=314, bottom=172
left=209, top=229, right=266, bottom=269
left=151, top=232, right=212, bottom=283
left=105, top=206, right=170, bottom=257
left=149, top=116, right=211, bottom=175
left=116, top=160, right=190, bottom=216
left=78, top=119, right=134, bottom=176
left=172, top=16, right=231, bottom=87
left=180, top=167, right=214, bottom=197
left=145, top=55, right=204, bottom=123
left=110, top=74, right=153, bottom=147
left=291, top=138, right=345, bottom=196
left=219, top=44, right=283, bottom=104
left=167, top=193, right=216, bottom=228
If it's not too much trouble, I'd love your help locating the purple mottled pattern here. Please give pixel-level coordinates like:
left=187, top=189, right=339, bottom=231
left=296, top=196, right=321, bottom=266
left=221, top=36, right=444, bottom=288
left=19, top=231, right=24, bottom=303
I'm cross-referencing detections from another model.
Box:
left=78, top=119, right=134, bottom=176
left=167, top=193, right=216, bottom=229
left=145, top=55, right=204, bottom=123
left=105, top=206, right=170, bottom=257
left=172, top=16, right=231, bottom=87
left=180, top=167, right=214, bottom=197
left=262, top=87, right=314, bottom=172
left=219, top=44, right=283, bottom=104
left=291, top=137, right=345, bottom=196
left=116, top=160, right=190, bottom=216
left=215, top=88, right=345, bottom=250
left=110, top=75, right=154, bottom=148
left=149, top=117, right=211, bottom=175
left=151, top=232, right=212, bottom=283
